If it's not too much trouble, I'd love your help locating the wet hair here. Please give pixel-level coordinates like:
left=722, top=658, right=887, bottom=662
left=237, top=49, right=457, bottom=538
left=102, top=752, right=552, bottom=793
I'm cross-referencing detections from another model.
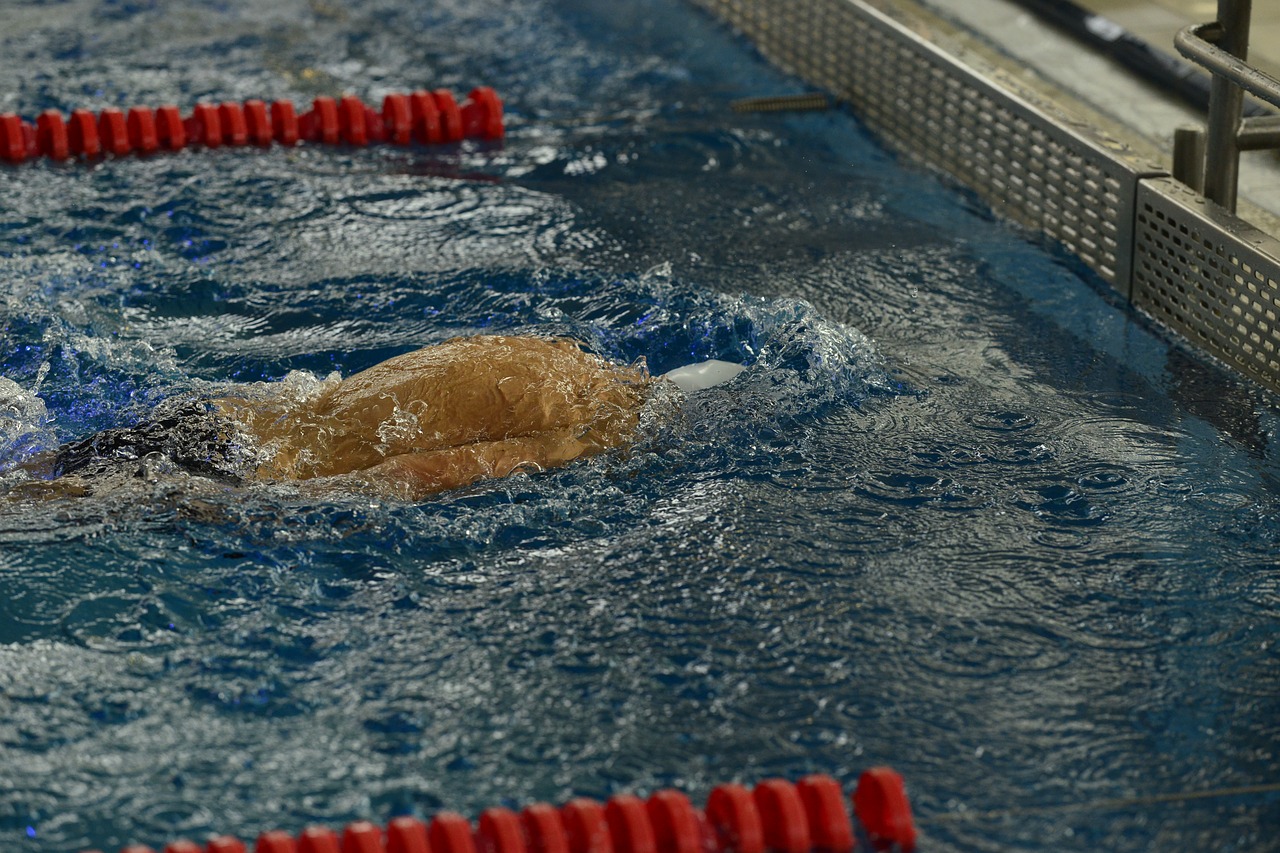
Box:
left=50, top=402, right=246, bottom=484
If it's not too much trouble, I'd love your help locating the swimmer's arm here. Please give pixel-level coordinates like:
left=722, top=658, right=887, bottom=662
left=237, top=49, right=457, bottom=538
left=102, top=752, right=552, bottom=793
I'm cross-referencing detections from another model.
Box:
left=312, top=428, right=597, bottom=500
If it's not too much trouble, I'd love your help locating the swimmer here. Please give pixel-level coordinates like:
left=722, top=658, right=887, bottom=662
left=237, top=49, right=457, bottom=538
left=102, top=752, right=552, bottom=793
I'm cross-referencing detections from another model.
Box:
left=15, top=335, right=743, bottom=500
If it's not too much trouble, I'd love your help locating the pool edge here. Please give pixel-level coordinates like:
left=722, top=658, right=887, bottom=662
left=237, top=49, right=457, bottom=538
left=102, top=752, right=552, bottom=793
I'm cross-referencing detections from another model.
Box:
left=687, top=0, right=1280, bottom=398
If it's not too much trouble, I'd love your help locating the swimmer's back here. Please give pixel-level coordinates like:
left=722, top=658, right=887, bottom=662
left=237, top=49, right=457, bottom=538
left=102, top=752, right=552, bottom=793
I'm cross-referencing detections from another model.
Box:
left=221, top=335, right=651, bottom=480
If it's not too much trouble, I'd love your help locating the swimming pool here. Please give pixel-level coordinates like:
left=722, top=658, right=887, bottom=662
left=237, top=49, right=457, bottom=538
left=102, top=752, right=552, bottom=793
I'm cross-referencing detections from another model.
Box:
left=1, top=0, right=1278, bottom=850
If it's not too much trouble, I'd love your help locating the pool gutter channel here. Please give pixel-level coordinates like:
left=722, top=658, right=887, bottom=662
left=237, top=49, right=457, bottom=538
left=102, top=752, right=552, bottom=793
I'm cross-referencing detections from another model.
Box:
left=687, top=0, right=1280, bottom=398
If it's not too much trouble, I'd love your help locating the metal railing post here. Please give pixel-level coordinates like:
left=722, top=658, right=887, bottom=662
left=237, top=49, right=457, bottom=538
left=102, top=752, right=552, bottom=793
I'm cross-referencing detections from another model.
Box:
left=1200, top=0, right=1251, bottom=211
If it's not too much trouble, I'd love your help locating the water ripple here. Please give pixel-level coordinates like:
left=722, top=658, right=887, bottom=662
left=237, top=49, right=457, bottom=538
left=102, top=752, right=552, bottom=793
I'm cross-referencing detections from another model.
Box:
left=1, top=0, right=1278, bottom=851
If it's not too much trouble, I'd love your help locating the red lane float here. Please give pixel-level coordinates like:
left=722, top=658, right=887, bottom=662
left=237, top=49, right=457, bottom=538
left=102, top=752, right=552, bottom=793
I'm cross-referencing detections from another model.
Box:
left=127, top=106, right=159, bottom=153
left=433, top=89, right=463, bottom=143
left=561, top=798, right=612, bottom=853
left=0, top=113, right=27, bottom=162
left=270, top=100, right=299, bottom=146
left=852, top=768, right=916, bottom=853
left=797, top=775, right=854, bottom=853
left=254, top=830, right=298, bottom=853
left=69, top=108, right=101, bottom=157
left=432, top=811, right=480, bottom=853
left=604, top=795, right=655, bottom=853
left=382, top=93, right=413, bottom=145
left=205, top=838, right=249, bottom=853
left=156, top=105, right=186, bottom=150
left=478, top=807, right=527, bottom=853
left=706, top=783, right=764, bottom=853
left=386, top=817, right=430, bottom=853
left=37, top=110, right=69, bottom=159
left=99, top=107, right=130, bottom=156
left=408, top=90, right=442, bottom=144
left=243, top=99, right=272, bottom=146
left=0, top=87, right=503, bottom=165
left=753, top=780, right=810, bottom=853
left=522, top=803, right=570, bottom=853
left=162, top=843, right=203, bottom=853
left=644, top=790, right=701, bottom=853
left=80, top=770, right=915, bottom=853
left=219, top=102, right=249, bottom=146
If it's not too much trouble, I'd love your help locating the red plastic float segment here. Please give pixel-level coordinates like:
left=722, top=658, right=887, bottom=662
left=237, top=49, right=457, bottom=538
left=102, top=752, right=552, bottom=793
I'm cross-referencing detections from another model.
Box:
left=127, top=106, right=158, bottom=153
left=338, top=95, right=368, bottom=146
left=37, top=110, right=70, bottom=159
left=477, top=807, right=526, bottom=853
left=256, top=830, right=300, bottom=853
left=162, top=841, right=203, bottom=853
left=385, top=817, right=430, bottom=853
left=206, top=837, right=249, bottom=853
left=192, top=103, right=224, bottom=147
left=155, top=104, right=186, bottom=149
left=852, top=768, right=915, bottom=853
left=795, top=776, right=852, bottom=853
left=270, top=100, right=298, bottom=146
left=0, top=113, right=27, bottom=163
left=645, top=791, right=702, bottom=853
left=363, top=104, right=386, bottom=142
left=521, top=804, right=569, bottom=853
left=429, top=812, right=476, bottom=853
left=705, top=784, right=763, bottom=853
left=298, top=826, right=342, bottom=853
left=242, top=99, right=272, bottom=146
left=560, top=799, right=611, bottom=853
left=341, top=820, right=384, bottom=853
left=381, top=93, right=412, bottom=145
left=432, top=89, right=463, bottom=143
left=304, top=96, right=340, bottom=144
left=219, top=101, right=249, bottom=146
left=408, top=90, right=441, bottom=145
left=461, top=87, right=504, bottom=140
left=98, top=107, right=131, bottom=156
left=68, top=108, right=102, bottom=157
left=753, top=780, right=810, bottom=853
left=604, top=795, right=655, bottom=853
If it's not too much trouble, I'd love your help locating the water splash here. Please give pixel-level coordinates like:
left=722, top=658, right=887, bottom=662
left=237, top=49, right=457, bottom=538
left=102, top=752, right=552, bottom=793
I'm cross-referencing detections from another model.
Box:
left=0, top=376, right=54, bottom=468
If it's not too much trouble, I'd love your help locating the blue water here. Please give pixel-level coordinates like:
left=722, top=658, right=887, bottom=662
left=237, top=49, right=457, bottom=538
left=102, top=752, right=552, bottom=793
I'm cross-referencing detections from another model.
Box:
left=1, top=1, right=1278, bottom=851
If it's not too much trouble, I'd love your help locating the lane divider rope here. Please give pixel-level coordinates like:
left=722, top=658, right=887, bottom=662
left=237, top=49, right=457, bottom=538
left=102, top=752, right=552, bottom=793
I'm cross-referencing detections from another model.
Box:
left=80, top=769, right=916, bottom=853
left=0, top=87, right=503, bottom=165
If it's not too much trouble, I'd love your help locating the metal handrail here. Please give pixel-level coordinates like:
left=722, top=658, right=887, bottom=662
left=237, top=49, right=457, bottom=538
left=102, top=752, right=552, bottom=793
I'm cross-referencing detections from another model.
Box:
left=1175, top=22, right=1280, bottom=108
left=1171, top=0, right=1279, bottom=212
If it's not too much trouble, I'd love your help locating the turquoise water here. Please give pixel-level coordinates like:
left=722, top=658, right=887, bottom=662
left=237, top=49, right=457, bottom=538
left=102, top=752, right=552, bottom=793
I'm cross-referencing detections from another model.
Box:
left=0, top=1, right=1278, bottom=851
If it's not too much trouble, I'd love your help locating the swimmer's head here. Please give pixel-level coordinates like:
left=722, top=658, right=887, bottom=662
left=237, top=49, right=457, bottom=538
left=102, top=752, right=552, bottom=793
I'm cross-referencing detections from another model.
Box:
left=660, top=359, right=745, bottom=393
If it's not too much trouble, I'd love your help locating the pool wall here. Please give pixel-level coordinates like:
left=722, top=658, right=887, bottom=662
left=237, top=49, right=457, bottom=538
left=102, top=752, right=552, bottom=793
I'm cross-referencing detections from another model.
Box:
left=687, top=0, right=1280, bottom=396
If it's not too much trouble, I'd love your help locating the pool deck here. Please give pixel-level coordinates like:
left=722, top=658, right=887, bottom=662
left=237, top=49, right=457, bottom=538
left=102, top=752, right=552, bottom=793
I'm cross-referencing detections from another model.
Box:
left=919, top=0, right=1280, bottom=233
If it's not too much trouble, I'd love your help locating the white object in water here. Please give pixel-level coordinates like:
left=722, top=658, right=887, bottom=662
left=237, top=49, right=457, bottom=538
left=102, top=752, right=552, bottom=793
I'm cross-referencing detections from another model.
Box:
left=660, top=359, right=746, bottom=393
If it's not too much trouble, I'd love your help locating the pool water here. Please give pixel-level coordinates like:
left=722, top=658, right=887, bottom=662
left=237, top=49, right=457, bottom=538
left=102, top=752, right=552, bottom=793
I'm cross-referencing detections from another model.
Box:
left=1, top=1, right=1278, bottom=851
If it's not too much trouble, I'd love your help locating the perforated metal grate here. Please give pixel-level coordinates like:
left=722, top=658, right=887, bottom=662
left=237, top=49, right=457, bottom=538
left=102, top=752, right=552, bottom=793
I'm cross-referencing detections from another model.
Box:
left=1133, top=177, right=1280, bottom=394
left=689, top=0, right=1162, bottom=292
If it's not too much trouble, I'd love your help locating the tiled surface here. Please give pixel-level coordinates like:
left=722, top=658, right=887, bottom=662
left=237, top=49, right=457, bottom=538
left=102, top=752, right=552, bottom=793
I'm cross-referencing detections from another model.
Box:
left=921, top=0, right=1280, bottom=225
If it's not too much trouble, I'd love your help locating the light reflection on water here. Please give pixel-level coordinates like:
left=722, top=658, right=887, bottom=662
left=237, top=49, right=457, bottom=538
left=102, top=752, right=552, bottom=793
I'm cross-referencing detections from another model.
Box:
left=1, top=1, right=1279, bottom=852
